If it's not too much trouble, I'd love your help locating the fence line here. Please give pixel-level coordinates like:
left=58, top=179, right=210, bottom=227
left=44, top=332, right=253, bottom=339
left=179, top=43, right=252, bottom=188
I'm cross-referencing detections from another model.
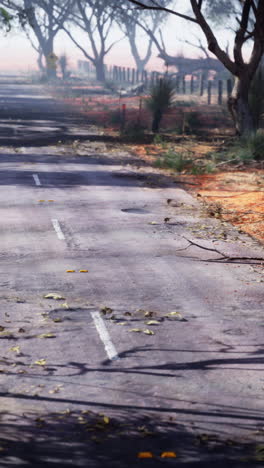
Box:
left=77, top=60, right=232, bottom=105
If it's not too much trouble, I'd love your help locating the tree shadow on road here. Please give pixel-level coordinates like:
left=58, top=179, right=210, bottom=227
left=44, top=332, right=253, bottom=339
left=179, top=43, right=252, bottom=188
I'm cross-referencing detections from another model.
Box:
left=0, top=401, right=261, bottom=467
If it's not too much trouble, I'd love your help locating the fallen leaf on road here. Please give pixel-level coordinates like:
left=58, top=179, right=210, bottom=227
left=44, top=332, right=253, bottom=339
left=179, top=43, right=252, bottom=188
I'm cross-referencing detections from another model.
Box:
left=148, top=221, right=158, bottom=225
left=165, top=311, right=185, bottom=321
left=53, top=317, right=62, bottom=323
left=161, top=452, right=177, bottom=458
left=129, top=328, right=142, bottom=333
left=34, top=359, right=46, bottom=366
left=138, top=452, right=153, bottom=458
left=116, top=322, right=126, bottom=325
left=9, top=346, right=20, bottom=354
left=49, top=385, right=63, bottom=394
left=144, top=311, right=155, bottom=317
left=103, top=416, right=110, bottom=424
left=44, top=293, right=65, bottom=300
left=143, top=329, right=155, bottom=335
left=61, top=302, right=69, bottom=309
left=145, top=320, right=160, bottom=325
left=38, top=333, right=56, bottom=339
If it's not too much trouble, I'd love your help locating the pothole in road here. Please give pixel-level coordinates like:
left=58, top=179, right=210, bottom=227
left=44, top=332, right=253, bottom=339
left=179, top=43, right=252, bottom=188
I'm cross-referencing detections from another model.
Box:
left=121, top=208, right=150, bottom=214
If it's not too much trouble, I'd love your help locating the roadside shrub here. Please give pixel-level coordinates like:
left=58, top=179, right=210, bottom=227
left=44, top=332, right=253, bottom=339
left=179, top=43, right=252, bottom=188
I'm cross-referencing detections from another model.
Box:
left=155, top=150, right=191, bottom=172
left=121, top=121, right=146, bottom=140
left=146, top=78, right=175, bottom=133
left=182, top=111, right=201, bottom=134
left=219, top=132, right=264, bottom=162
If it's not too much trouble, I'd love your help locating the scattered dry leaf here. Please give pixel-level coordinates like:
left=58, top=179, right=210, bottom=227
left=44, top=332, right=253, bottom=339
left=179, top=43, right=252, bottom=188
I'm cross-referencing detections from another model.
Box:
left=161, top=452, right=177, bottom=458
left=138, top=452, right=153, bottom=458
left=145, top=320, right=160, bottom=325
left=34, top=359, right=46, bottom=366
left=143, top=329, right=155, bottom=335
left=9, top=346, right=20, bottom=354
left=44, top=293, right=65, bottom=300
left=38, top=333, right=56, bottom=339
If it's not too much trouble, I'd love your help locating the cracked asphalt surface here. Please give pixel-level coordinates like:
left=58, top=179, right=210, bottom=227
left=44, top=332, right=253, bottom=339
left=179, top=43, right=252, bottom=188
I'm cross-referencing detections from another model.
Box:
left=0, top=83, right=263, bottom=467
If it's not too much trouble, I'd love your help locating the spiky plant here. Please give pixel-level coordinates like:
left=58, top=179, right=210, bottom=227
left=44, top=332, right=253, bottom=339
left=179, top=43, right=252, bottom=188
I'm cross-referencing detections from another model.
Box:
left=59, top=54, right=69, bottom=80
left=249, top=65, right=264, bottom=130
left=146, top=78, right=175, bottom=133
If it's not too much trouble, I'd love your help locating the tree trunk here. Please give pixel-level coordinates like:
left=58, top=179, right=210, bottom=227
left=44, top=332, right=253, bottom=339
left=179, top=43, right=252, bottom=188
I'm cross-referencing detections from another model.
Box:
left=95, top=60, right=105, bottom=82
left=228, top=75, right=254, bottom=135
left=152, top=109, right=162, bottom=133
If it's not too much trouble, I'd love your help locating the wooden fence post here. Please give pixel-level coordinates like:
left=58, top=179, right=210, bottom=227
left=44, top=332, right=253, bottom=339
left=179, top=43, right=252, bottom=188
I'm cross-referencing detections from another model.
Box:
left=218, top=80, right=223, bottom=105
left=190, top=75, right=194, bottom=94
left=182, top=74, right=186, bottom=94
left=207, top=80, right=212, bottom=104
left=176, top=74, right=180, bottom=93
left=200, top=72, right=205, bottom=96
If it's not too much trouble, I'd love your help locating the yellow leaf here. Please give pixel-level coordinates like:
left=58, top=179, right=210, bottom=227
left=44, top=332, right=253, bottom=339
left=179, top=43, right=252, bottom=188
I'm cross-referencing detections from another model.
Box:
left=161, top=452, right=177, bottom=458
left=148, top=221, right=158, bottom=225
left=53, top=317, right=62, bottom=323
left=79, top=270, right=88, bottom=273
left=165, top=311, right=184, bottom=320
left=143, top=329, right=155, bottom=335
left=34, top=359, right=46, bottom=366
left=66, top=270, right=75, bottom=273
left=145, top=320, right=160, bottom=325
left=9, top=346, right=20, bottom=354
left=103, top=416, right=110, bottom=424
left=38, top=333, right=56, bottom=339
left=138, top=452, right=153, bottom=458
left=61, top=302, right=69, bottom=309
left=116, top=322, right=126, bottom=325
left=44, top=293, right=65, bottom=300
left=144, top=311, right=154, bottom=317
left=129, top=328, right=142, bottom=333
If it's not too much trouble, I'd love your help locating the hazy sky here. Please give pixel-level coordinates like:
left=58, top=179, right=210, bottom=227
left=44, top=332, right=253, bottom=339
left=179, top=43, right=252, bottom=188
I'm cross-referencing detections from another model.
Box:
left=0, top=7, right=242, bottom=74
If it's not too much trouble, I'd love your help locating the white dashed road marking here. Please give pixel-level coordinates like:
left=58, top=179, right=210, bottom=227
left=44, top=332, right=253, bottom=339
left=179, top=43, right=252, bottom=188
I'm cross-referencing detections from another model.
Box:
left=91, top=311, right=119, bottom=361
left=33, top=174, right=41, bottom=186
left=51, top=219, right=65, bottom=240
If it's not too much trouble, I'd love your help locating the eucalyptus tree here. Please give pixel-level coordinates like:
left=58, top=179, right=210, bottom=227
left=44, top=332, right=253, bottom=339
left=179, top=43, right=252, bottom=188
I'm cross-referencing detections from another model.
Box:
left=59, top=0, right=121, bottom=82
left=2, top=0, right=72, bottom=78
left=116, top=0, right=172, bottom=73
left=127, top=0, right=264, bottom=136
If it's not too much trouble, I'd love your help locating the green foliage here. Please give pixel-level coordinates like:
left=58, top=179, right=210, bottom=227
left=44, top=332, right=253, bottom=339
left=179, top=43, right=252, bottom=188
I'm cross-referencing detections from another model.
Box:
left=155, top=150, right=191, bottom=172
left=121, top=121, right=146, bottom=140
left=146, top=78, right=175, bottom=114
left=182, top=111, right=201, bottom=134
left=153, top=134, right=163, bottom=144
left=249, top=65, right=264, bottom=130
left=59, top=54, right=70, bottom=80
left=214, top=132, right=264, bottom=162
left=0, top=7, right=13, bottom=31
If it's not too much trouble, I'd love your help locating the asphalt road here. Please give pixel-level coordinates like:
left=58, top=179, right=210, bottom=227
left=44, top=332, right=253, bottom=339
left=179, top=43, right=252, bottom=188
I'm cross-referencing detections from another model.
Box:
left=0, top=83, right=263, bottom=467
